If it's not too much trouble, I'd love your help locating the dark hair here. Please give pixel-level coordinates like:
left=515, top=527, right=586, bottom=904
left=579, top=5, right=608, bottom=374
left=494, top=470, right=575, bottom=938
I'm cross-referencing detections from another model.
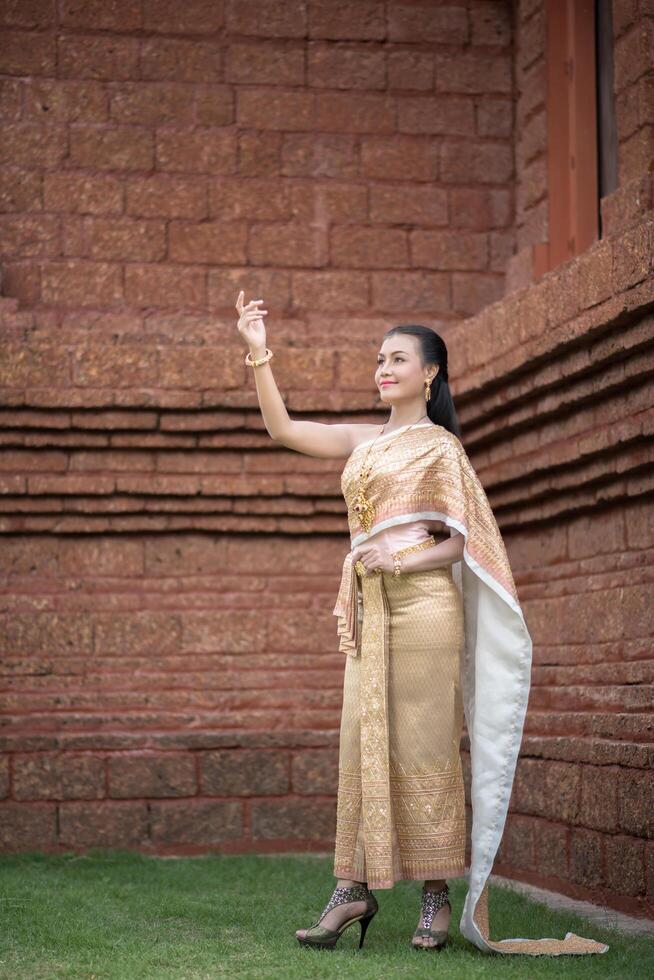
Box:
left=382, top=324, right=462, bottom=439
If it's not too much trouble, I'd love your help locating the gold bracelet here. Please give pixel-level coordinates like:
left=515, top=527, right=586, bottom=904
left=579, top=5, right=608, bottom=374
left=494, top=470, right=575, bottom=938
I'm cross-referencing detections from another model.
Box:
left=391, top=535, right=438, bottom=576
left=245, top=347, right=273, bottom=367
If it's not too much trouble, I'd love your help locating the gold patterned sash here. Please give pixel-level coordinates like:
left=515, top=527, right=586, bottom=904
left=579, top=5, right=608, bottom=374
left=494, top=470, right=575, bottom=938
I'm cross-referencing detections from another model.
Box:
left=332, top=534, right=446, bottom=658
left=333, top=551, right=361, bottom=657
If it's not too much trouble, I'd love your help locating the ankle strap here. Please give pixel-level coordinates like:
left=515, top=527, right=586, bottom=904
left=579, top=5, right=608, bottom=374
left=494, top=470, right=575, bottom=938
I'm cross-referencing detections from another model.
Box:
left=420, top=884, right=450, bottom=930
left=320, top=884, right=369, bottom=920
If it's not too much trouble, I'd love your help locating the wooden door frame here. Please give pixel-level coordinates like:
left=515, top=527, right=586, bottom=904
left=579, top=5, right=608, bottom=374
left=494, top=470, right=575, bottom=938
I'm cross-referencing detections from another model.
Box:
left=533, top=0, right=599, bottom=278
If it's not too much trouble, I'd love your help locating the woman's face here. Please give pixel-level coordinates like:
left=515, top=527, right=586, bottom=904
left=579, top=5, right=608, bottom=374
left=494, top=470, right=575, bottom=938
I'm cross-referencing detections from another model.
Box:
left=375, top=334, right=436, bottom=403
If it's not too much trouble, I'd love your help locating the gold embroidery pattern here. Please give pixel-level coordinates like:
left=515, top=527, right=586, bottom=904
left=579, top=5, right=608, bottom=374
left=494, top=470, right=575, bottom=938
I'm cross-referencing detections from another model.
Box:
left=334, top=565, right=467, bottom=889
left=358, top=569, right=393, bottom=887
left=334, top=768, right=363, bottom=875
left=341, top=424, right=518, bottom=603
left=391, top=535, right=440, bottom=564
left=390, top=761, right=466, bottom=875
left=333, top=551, right=362, bottom=657
left=473, top=881, right=609, bottom=956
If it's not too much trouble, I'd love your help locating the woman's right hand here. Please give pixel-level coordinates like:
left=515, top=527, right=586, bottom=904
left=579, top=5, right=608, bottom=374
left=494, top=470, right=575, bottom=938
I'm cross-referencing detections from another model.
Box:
left=235, top=290, right=268, bottom=352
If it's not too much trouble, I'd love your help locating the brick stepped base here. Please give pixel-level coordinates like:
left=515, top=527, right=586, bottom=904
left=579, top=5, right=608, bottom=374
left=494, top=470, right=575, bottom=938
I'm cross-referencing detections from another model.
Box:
left=0, top=710, right=343, bottom=735
left=2, top=213, right=653, bottom=534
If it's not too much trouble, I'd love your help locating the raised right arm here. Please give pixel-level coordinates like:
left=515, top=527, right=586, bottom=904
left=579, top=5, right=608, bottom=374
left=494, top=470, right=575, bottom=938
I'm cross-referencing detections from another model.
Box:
left=235, top=291, right=360, bottom=460
left=250, top=349, right=356, bottom=458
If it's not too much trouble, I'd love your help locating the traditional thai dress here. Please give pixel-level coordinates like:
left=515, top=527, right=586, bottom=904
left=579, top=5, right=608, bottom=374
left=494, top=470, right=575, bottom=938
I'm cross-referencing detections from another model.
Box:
left=332, top=421, right=609, bottom=957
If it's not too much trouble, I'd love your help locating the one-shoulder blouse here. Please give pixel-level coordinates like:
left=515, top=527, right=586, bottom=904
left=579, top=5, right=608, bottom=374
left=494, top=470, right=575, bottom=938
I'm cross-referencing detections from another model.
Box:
left=345, top=422, right=460, bottom=552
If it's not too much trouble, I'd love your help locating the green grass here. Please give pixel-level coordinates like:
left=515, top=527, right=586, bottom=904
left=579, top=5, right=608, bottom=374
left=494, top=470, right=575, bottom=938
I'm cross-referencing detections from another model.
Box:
left=0, top=852, right=650, bottom=979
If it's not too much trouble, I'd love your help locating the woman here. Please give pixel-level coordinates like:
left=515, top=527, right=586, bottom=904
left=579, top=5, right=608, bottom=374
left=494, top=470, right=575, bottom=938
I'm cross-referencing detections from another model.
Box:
left=235, top=291, right=609, bottom=958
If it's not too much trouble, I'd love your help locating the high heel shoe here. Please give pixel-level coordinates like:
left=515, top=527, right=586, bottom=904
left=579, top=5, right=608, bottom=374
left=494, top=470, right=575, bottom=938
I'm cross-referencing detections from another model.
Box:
left=412, top=882, right=450, bottom=950
left=296, top=883, right=378, bottom=950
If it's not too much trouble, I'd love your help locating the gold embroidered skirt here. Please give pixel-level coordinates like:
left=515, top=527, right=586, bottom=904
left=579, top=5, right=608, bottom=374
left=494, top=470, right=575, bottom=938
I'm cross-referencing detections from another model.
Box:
left=333, top=565, right=467, bottom=889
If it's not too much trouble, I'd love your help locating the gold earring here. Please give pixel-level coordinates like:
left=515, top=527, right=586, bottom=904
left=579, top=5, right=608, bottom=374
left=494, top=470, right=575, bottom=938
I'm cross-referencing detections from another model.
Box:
left=424, top=378, right=431, bottom=402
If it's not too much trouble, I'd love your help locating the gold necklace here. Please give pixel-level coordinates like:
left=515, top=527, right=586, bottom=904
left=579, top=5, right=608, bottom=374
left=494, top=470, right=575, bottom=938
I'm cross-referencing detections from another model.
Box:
left=351, top=415, right=429, bottom=533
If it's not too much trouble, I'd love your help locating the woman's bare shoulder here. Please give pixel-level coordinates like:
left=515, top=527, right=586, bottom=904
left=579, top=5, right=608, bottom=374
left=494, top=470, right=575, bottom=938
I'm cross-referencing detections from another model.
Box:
left=345, top=422, right=383, bottom=452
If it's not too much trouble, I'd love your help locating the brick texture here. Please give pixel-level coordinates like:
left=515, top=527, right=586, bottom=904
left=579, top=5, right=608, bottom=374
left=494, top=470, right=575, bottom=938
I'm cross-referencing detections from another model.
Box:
left=0, top=0, right=653, bottom=924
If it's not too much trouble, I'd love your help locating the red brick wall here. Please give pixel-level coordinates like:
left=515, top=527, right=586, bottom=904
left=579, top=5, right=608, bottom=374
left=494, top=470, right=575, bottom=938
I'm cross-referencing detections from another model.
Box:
left=613, top=0, right=654, bottom=183
left=511, top=0, right=548, bottom=279
left=1, top=0, right=653, bottom=920
left=1, top=0, right=514, bottom=317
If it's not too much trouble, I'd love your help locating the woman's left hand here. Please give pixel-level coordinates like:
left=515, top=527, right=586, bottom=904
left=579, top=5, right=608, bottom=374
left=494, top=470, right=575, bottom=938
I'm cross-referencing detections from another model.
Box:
left=350, top=542, right=394, bottom=575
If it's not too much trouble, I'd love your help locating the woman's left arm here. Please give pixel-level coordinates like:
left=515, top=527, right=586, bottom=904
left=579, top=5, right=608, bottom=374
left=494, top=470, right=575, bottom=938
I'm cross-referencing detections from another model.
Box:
left=351, top=532, right=465, bottom=576
left=399, top=532, right=464, bottom=572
